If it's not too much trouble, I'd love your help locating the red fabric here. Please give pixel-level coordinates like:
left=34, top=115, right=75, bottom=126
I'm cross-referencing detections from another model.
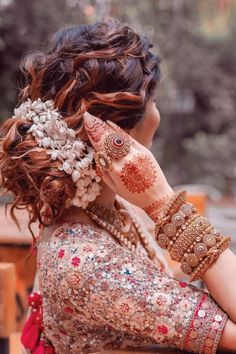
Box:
left=32, top=341, right=55, bottom=354
left=32, top=342, right=45, bottom=354
left=21, top=310, right=42, bottom=350
left=21, top=292, right=55, bottom=353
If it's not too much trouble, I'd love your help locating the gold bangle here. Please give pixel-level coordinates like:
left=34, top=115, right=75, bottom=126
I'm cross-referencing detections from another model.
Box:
left=189, top=236, right=231, bottom=281
left=155, top=199, right=197, bottom=252
left=170, top=215, right=211, bottom=262
left=167, top=214, right=198, bottom=252
left=155, top=190, right=187, bottom=232
left=154, top=190, right=231, bottom=282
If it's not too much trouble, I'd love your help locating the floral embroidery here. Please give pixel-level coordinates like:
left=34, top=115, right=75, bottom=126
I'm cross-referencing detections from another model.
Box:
left=179, top=281, right=187, bottom=288
left=58, top=249, right=65, bottom=258
left=64, top=306, right=74, bottom=314
left=83, top=245, right=92, bottom=252
left=152, top=293, right=171, bottom=311
left=71, top=256, right=80, bottom=266
left=36, top=222, right=227, bottom=354
left=67, top=272, right=81, bottom=287
left=157, top=324, right=169, bottom=335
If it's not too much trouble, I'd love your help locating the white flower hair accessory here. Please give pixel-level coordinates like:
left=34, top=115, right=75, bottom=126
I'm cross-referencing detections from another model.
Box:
left=13, top=98, right=101, bottom=209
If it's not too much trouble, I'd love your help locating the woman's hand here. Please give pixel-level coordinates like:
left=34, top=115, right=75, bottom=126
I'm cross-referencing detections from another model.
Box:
left=83, top=112, right=173, bottom=217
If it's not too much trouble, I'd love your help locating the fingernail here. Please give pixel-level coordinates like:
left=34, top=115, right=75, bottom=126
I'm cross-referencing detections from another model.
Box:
left=106, top=120, right=120, bottom=130
left=83, top=111, right=104, bottom=128
left=83, top=111, right=96, bottom=128
left=106, top=120, right=117, bottom=128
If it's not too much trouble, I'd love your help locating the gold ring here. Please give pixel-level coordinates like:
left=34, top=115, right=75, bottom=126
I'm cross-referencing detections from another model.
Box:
left=104, top=133, right=130, bottom=159
left=94, top=151, right=112, bottom=170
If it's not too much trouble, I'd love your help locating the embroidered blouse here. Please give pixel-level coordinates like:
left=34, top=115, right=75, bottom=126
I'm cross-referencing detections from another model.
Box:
left=35, top=220, right=227, bottom=354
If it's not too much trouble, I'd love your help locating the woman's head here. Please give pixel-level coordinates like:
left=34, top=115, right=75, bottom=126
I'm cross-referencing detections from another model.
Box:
left=0, top=19, right=162, bottom=228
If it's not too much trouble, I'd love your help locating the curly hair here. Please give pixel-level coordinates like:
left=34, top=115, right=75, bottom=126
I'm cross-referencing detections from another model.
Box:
left=0, top=19, right=161, bottom=240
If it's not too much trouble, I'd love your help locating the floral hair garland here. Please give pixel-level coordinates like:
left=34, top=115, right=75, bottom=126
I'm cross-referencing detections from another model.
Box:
left=13, top=98, right=101, bottom=209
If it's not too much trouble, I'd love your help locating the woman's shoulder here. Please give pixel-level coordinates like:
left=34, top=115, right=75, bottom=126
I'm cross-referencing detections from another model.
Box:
left=50, top=220, right=113, bottom=243
left=38, top=219, right=152, bottom=272
left=38, top=220, right=121, bottom=258
left=38, top=220, right=152, bottom=289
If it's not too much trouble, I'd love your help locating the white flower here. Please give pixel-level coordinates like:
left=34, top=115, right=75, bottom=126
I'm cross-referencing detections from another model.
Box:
left=71, top=198, right=83, bottom=208
left=45, top=100, right=54, bottom=109
left=12, top=97, right=101, bottom=209
left=72, top=170, right=81, bottom=182
left=50, top=150, right=59, bottom=160
left=84, top=176, right=92, bottom=187
left=26, top=112, right=36, bottom=120
left=74, top=140, right=85, bottom=150
left=27, top=124, right=37, bottom=133
left=39, top=114, right=47, bottom=123
left=32, top=99, right=45, bottom=113
left=76, top=159, right=89, bottom=170
left=32, top=116, right=39, bottom=124
left=61, top=161, right=73, bottom=174
left=76, top=179, right=86, bottom=189
left=41, top=137, right=51, bottom=148
left=65, top=151, right=75, bottom=162
left=59, top=127, right=68, bottom=140
left=86, top=188, right=97, bottom=202
left=13, top=102, right=29, bottom=118
left=81, top=193, right=89, bottom=202
left=75, top=185, right=87, bottom=196
left=36, top=123, right=45, bottom=132
left=88, top=169, right=96, bottom=179
left=91, top=182, right=101, bottom=194
left=36, top=130, right=44, bottom=138
left=95, top=175, right=101, bottom=182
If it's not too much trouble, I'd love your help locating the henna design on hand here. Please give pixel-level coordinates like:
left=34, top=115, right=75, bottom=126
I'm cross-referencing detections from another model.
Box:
left=120, top=154, right=157, bottom=193
left=144, top=193, right=174, bottom=222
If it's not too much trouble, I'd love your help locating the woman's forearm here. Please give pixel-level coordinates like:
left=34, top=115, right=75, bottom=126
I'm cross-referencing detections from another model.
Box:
left=218, top=318, right=236, bottom=351
left=146, top=190, right=236, bottom=322
left=202, top=248, right=236, bottom=323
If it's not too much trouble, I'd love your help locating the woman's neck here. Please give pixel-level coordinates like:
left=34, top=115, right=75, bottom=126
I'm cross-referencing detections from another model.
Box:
left=60, top=182, right=116, bottom=223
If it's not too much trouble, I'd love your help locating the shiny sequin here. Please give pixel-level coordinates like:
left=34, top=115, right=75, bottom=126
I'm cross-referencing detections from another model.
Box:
left=214, top=315, right=223, bottom=322
left=198, top=310, right=206, bottom=318
left=212, top=321, right=220, bottom=330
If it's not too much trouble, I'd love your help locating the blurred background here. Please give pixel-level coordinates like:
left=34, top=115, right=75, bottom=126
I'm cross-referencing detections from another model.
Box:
left=0, top=1, right=236, bottom=353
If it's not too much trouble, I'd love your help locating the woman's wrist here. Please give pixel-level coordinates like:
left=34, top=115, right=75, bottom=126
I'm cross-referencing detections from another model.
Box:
left=218, top=318, right=236, bottom=351
left=143, top=185, right=175, bottom=222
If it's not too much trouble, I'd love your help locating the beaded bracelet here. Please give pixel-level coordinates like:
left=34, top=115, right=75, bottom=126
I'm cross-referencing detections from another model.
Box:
left=170, top=215, right=210, bottom=263
left=155, top=190, right=188, bottom=234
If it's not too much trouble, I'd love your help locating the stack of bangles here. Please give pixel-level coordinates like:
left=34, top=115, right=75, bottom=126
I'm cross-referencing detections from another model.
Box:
left=154, top=190, right=231, bottom=281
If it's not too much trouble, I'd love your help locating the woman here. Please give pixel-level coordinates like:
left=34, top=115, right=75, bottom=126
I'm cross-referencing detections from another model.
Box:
left=0, top=19, right=236, bottom=353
